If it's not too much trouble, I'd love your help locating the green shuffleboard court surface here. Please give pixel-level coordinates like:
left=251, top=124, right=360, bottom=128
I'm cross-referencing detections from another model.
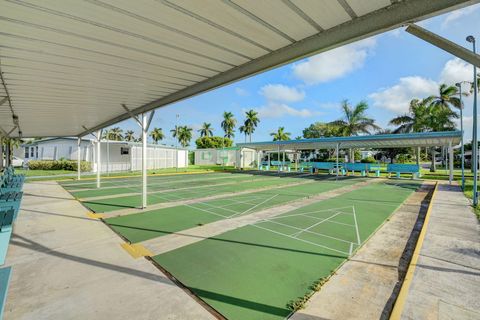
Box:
left=70, top=174, right=264, bottom=199
left=152, top=180, right=421, bottom=320
left=59, top=172, right=226, bottom=190
left=80, top=175, right=311, bottom=213
left=105, top=177, right=364, bottom=243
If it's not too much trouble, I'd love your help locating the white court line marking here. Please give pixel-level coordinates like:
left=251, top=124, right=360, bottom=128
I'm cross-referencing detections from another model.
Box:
left=250, top=224, right=349, bottom=255
left=229, top=194, right=279, bottom=218
left=183, top=203, right=230, bottom=219
left=352, top=205, right=361, bottom=245
left=290, top=211, right=344, bottom=237
left=256, top=219, right=354, bottom=245
left=266, top=206, right=354, bottom=221
left=189, top=201, right=239, bottom=214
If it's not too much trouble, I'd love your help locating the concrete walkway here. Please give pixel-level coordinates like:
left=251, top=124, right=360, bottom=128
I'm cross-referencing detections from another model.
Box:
left=399, top=182, right=480, bottom=320
left=4, top=181, right=214, bottom=320
left=291, top=182, right=433, bottom=320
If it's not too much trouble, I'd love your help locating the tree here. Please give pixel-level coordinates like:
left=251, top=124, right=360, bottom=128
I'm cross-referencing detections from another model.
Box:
left=330, top=100, right=380, bottom=136
left=270, top=127, right=291, bottom=141
left=330, top=100, right=379, bottom=162
left=389, top=99, right=430, bottom=134
left=426, top=83, right=461, bottom=111
left=104, top=127, right=123, bottom=141
left=221, top=112, right=236, bottom=139
left=149, top=127, right=165, bottom=144
left=303, top=122, right=342, bottom=138
left=195, top=136, right=233, bottom=149
left=295, top=136, right=302, bottom=140
left=198, top=122, right=213, bottom=137
left=239, top=125, right=247, bottom=143
left=178, top=126, right=193, bottom=147
left=242, top=109, right=260, bottom=142
left=124, top=130, right=136, bottom=142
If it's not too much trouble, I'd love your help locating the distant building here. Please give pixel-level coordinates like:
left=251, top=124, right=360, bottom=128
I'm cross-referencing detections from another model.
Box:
left=22, top=137, right=188, bottom=172
left=194, top=147, right=258, bottom=168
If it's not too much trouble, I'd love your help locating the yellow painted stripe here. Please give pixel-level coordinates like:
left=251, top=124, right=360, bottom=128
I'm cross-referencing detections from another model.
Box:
left=121, top=243, right=153, bottom=259
left=87, top=212, right=104, bottom=219
left=54, top=170, right=214, bottom=182
left=389, top=182, right=438, bottom=320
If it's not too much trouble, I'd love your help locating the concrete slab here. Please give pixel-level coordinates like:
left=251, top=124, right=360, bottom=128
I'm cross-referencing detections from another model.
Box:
left=399, top=182, right=480, bottom=320
left=4, top=181, right=215, bottom=320
left=291, top=182, right=434, bottom=320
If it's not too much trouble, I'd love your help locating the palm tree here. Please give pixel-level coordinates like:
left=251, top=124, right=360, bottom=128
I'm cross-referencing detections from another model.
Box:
left=124, top=130, right=135, bottom=142
left=389, top=99, right=430, bottom=134
left=150, top=127, right=165, bottom=144
left=330, top=100, right=380, bottom=136
left=103, top=127, right=123, bottom=141
left=330, top=100, right=379, bottom=162
left=243, top=109, right=260, bottom=142
left=221, top=111, right=236, bottom=138
left=426, top=83, right=461, bottom=111
left=270, top=127, right=291, bottom=141
left=178, top=126, right=193, bottom=147
left=389, top=99, right=430, bottom=167
left=295, top=136, right=302, bottom=140
left=239, top=125, right=247, bottom=143
left=198, top=122, right=213, bottom=137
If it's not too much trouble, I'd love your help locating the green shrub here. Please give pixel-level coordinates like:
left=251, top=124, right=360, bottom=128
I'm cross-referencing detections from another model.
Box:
left=361, top=156, right=376, bottom=163
left=28, top=160, right=92, bottom=172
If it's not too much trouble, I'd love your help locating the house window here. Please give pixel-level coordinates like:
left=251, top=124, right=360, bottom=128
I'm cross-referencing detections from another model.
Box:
left=36, top=146, right=38, bottom=158
left=53, top=146, right=57, bottom=160
left=120, top=147, right=129, bottom=155
left=30, top=147, right=34, bottom=157
left=24, top=147, right=29, bottom=158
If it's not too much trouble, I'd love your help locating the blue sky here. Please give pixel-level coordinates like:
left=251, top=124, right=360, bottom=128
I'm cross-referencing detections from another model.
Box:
left=111, top=4, right=480, bottom=147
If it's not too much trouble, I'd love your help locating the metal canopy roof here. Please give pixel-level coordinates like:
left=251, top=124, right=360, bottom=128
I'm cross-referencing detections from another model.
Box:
left=237, top=131, right=463, bottom=151
left=0, top=0, right=476, bottom=138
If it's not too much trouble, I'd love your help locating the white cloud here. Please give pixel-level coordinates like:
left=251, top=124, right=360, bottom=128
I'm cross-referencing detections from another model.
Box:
left=368, top=76, right=438, bottom=113
left=250, top=102, right=318, bottom=119
left=439, top=58, right=473, bottom=85
left=368, top=56, right=476, bottom=114
left=441, top=4, right=480, bottom=28
left=260, top=84, right=305, bottom=103
left=235, top=87, right=249, bottom=97
left=292, top=38, right=376, bottom=85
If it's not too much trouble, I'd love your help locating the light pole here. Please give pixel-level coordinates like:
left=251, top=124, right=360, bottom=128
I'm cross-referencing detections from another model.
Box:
left=467, top=35, right=478, bottom=206
left=456, top=82, right=466, bottom=190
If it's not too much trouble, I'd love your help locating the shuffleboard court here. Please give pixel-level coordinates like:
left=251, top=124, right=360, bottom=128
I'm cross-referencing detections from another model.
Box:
left=152, top=181, right=421, bottom=320
left=77, top=174, right=311, bottom=213
left=104, top=177, right=364, bottom=243
left=70, top=174, right=264, bottom=199
left=59, top=172, right=227, bottom=190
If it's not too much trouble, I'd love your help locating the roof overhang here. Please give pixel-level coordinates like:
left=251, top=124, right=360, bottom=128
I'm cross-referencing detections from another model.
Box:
left=0, top=0, right=477, bottom=138
left=237, top=131, right=463, bottom=150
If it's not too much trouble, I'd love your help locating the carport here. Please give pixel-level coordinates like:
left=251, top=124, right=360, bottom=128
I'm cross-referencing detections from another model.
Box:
left=0, top=0, right=478, bottom=208
left=238, top=131, right=462, bottom=183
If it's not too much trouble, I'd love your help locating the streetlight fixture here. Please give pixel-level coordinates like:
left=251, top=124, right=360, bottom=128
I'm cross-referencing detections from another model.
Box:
left=467, top=35, right=478, bottom=206
left=456, top=82, right=467, bottom=190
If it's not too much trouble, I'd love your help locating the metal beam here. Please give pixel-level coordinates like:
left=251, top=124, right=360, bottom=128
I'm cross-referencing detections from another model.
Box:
left=406, top=24, right=480, bottom=67
left=141, top=113, right=148, bottom=209
left=77, top=0, right=479, bottom=137
left=121, top=104, right=142, bottom=127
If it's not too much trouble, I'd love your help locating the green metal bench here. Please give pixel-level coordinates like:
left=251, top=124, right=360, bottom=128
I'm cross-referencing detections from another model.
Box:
left=0, top=209, right=14, bottom=265
left=0, top=266, right=11, bottom=319
left=387, top=164, right=420, bottom=179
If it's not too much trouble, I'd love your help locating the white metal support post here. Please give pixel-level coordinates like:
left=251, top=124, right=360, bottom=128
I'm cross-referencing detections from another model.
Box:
left=77, top=137, right=81, bottom=180
left=336, top=143, right=339, bottom=181
left=142, top=113, right=148, bottom=208
left=277, top=146, right=280, bottom=174
left=96, top=130, right=102, bottom=188
left=448, top=141, right=453, bottom=185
